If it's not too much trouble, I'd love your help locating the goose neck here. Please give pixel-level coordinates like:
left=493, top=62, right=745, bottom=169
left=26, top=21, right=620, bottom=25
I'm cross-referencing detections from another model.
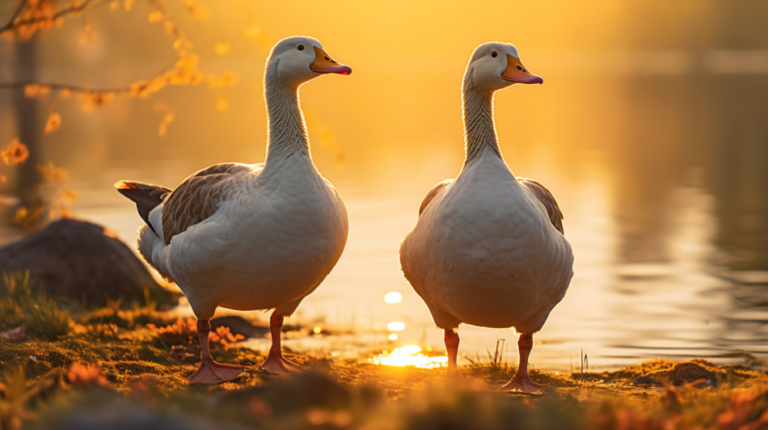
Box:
left=264, top=70, right=311, bottom=165
left=462, top=81, right=501, bottom=166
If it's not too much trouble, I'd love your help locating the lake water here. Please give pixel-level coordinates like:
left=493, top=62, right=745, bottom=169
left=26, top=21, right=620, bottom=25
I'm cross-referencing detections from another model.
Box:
left=1, top=1, right=767, bottom=370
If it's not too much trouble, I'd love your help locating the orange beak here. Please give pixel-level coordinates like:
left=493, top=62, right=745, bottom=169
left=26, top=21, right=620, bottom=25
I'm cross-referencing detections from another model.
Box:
left=501, top=54, right=543, bottom=84
left=310, top=46, right=352, bottom=75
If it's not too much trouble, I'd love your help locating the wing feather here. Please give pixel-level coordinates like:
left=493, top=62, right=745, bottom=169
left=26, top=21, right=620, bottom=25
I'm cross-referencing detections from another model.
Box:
left=517, top=177, right=564, bottom=234
left=161, top=163, right=256, bottom=245
left=419, top=179, right=453, bottom=216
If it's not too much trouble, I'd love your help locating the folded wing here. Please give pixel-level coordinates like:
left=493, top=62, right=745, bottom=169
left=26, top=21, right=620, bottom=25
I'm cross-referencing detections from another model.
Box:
left=161, top=163, right=256, bottom=245
left=517, top=177, right=564, bottom=234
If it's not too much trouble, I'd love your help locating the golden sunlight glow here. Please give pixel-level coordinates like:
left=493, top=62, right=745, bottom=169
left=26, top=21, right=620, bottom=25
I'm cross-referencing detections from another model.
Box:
left=388, top=333, right=398, bottom=341
left=384, top=292, right=403, bottom=304
left=313, top=326, right=322, bottom=334
left=369, top=346, right=448, bottom=369
left=386, top=322, right=405, bottom=331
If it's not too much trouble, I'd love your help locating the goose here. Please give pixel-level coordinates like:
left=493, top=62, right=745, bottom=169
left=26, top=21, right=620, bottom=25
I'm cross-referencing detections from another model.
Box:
left=115, top=36, right=351, bottom=384
left=399, top=42, right=573, bottom=393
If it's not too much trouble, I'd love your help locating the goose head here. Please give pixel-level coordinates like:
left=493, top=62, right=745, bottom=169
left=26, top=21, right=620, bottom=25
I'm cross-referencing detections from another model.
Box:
left=266, top=36, right=351, bottom=87
left=464, top=42, right=542, bottom=92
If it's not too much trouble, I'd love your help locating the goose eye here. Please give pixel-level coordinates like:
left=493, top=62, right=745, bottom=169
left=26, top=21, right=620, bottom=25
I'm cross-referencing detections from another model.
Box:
left=298, top=45, right=304, bottom=51
left=491, top=51, right=497, bottom=58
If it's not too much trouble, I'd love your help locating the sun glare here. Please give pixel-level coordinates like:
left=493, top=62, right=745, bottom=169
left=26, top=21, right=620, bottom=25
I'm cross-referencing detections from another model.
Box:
left=384, top=292, right=403, bottom=303
left=369, top=346, right=448, bottom=369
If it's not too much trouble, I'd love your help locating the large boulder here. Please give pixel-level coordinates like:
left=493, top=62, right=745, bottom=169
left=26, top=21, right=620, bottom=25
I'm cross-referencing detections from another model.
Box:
left=0, top=219, right=179, bottom=307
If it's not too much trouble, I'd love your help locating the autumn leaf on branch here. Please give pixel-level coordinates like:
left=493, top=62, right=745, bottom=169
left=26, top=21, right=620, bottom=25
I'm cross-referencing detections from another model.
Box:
left=1, top=139, right=30, bottom=165
left=44, top=112, right=61, bottom=133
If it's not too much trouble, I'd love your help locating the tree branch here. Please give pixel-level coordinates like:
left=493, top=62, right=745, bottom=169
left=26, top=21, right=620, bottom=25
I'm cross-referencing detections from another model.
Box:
left=0, top=0, right=106, bottom=36
left=0, top=60, right=178, bottom=95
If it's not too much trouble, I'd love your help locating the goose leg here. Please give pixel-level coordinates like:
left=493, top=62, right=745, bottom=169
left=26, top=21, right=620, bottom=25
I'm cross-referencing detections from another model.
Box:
left=262, top=313, right=302, bottom=374
left=188, top=319, right=245, bottom=384
left=499, top=333, right=545, bottom=393
left=444, top=329, right=461, bottom=380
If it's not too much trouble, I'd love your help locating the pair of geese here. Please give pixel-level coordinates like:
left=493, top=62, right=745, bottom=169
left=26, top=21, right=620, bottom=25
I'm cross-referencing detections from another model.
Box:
left=117, top=36, right=574, bottom=392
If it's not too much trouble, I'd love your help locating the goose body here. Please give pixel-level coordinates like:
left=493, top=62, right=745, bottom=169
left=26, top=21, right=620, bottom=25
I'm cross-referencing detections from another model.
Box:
left=402, top=155, right=572, bottom=333
left=140, top=158, right=347, bottom=319
left=117, top=36, right=352, bottom=383
left=399, top=42, right=574, bottom=392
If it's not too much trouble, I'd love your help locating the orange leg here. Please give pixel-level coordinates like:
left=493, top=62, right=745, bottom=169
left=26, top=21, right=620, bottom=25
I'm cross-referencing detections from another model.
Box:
left=499, top=333, right=545, bottom=393
left=188, top=319, right=244, bottom=384
left=262, top=313, right=302, bottom=374
left=444, top=329, right=461, bottom=380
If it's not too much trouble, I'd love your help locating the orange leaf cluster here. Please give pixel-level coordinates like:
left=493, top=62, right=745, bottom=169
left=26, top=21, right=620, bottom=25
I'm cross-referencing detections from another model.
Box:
left=4, top=0, right=62, bottom=41
left=148, top=318, right=244, bottom=347
left=211, top=326, right=245, bottom=346
left=1, top=139, right=29, bottom=165
left=24, top=84, right=50, bottom=98
left=67, top=363, right=111, bottom=389
left=148, top=318, right=198, bottom=346
left=44, top=112, right=61, bottom=133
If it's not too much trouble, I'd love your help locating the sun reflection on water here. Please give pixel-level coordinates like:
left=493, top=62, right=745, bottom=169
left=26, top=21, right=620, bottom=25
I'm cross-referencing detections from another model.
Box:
left=369, top=345, right=448, bottom=369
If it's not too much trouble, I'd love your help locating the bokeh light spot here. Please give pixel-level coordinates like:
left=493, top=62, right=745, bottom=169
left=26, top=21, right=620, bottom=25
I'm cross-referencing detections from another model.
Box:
left=384, top=292, right=403, bottom=304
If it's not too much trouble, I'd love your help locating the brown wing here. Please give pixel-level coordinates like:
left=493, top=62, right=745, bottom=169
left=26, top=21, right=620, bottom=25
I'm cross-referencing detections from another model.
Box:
left=517, top=177, right=564, bottom=234
left=161, top=163, right=255, bottom=245
left=419, top=179, right=453, bottom=215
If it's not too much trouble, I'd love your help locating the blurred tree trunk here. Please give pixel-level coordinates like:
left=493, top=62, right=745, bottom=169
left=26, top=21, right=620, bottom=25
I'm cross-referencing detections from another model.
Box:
left=12, top=37, right=41, bottom=214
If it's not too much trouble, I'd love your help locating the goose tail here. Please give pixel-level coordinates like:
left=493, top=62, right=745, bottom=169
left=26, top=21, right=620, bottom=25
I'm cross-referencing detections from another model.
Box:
left=116, top=180, right=174, bottom=282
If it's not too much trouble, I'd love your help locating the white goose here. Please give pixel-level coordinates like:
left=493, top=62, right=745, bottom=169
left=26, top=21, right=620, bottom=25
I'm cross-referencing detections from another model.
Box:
left=400, top=42, right=574, bottom=393
left=116, top=36, right=351, bottom=384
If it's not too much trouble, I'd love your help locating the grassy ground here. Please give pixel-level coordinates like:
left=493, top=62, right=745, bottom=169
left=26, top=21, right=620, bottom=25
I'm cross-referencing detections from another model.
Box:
left=1, top=275, right=768, bottom=429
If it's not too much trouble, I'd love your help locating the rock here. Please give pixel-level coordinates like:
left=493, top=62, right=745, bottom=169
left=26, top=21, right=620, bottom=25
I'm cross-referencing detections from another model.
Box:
left=632, top=362, right=719, bottom=387
left=210, top=316, right=269, bottom=339
left=0, top=219, right=179, bottom=308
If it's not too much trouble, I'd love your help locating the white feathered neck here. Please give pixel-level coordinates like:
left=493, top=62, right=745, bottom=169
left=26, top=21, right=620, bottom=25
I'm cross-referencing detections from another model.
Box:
left=461, top=70, right=503, bottom=167
left=263, top=60, right=313, bottom=166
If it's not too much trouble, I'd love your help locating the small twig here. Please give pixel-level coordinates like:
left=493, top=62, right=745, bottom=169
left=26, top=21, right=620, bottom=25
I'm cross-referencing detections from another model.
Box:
left=6, top=0, right=29, bottom=27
